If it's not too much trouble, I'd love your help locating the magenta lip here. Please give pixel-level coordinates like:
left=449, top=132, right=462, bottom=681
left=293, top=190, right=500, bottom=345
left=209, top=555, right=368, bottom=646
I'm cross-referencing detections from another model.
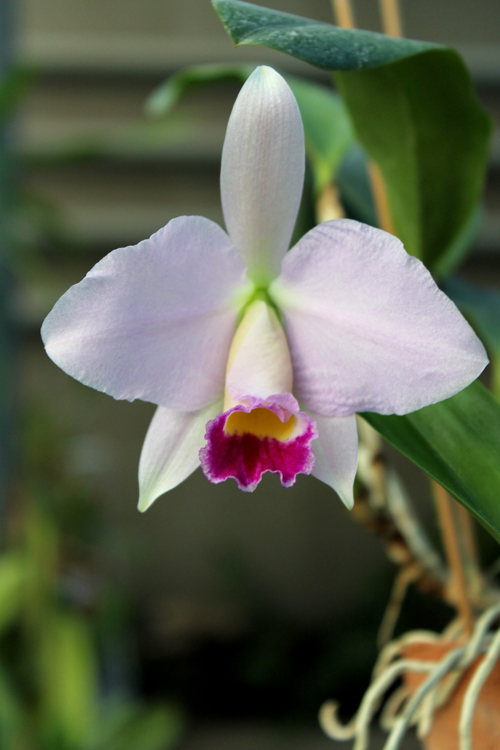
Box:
left=199, top=394, right=317, bottom=491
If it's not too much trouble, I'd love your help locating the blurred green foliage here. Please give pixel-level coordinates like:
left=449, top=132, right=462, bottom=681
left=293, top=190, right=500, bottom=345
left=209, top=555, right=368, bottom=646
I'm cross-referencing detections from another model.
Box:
left=0, top=406, right=185, bottom=750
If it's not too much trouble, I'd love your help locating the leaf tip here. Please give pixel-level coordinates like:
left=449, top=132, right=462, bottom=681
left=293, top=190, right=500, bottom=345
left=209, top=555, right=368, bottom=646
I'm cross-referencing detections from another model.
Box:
left=211, top=0, right=237, bottom=43
left=212, top=0, right=257, bottom=46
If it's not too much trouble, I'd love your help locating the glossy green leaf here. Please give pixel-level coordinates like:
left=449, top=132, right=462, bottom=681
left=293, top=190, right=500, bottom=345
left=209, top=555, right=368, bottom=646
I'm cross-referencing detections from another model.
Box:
left=431, top=207, right=482, bottom=280
left=334, top=53, right=492, bottom=271
left=362, top=381, right=500, bottom=543
left=213, top=0, right=493, bottom=271
left=146, top=62, right=354, bottom=194
left=212, top=0, right=435, bottom=69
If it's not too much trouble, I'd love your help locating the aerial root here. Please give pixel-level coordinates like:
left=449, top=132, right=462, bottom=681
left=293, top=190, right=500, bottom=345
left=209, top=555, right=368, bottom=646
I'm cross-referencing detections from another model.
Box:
left=319, top=603, right=500, bottom=750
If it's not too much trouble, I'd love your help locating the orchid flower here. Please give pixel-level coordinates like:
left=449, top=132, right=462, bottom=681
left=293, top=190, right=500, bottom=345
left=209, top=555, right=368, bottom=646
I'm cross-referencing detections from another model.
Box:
left=41, top=66, right=488, bottom=512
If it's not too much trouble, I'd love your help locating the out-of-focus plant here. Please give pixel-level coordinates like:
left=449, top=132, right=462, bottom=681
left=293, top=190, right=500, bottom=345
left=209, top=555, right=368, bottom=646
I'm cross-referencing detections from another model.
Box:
left=0, top=406, right=184, bottom=750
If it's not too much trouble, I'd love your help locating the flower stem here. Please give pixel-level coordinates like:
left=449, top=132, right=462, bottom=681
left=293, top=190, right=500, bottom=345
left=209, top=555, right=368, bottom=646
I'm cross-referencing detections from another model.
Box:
left=432, top=481, right=475, bottom=635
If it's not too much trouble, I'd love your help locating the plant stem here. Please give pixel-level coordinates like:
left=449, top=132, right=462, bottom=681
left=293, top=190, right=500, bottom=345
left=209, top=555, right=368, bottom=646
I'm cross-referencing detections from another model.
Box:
left=331, top=0, right=396, bottom=236
left=371, top=0, right=402, bottom=233
left=457, top=504, right=479, bottom=569
left=331, top=0, right=355, bottom=28
left=433, top=481, right=474, bottom=635
left=316, top=183, right=345, bottom=223
left=367, top=162, right=395, bottom=234
left=379, top=0, right=403, bottom=37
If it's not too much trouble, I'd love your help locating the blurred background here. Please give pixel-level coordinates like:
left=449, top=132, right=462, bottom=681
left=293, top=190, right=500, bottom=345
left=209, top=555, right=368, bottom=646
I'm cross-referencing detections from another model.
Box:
left=0, top=0, right=499, bottom=748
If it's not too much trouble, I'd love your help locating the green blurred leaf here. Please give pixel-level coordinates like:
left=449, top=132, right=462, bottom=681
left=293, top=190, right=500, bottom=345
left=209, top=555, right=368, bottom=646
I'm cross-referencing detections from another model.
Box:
left=0, top=662, right=32, bottom=750
left=145, top=62, right=254, bottom=117
left=84, top=704, right=184, bottom=750
left=0, top=553, right=26, bottom=635
left=0, top=67, right=33, bottom=121
left=213, top=0, right=493, bottom=272
left=147, top=62, right=354, bottom=195
left=443, top=276, right=500, bottom=357
left=444, top=276, right=500, bottom=399
left=431, top=207, right=482, bottom=280
left=21, top=119, right=197, bottom=164
left=39, top=612, right=98, bottom=748
left=110, top=706, right=183, bottom=750
left=362, top=381, right=500, bottom=543
left=24, top=504, right=59, bottom=638
left=287, top=77, right=354, bottom=193
left=336, top=146, right=377, bottom=226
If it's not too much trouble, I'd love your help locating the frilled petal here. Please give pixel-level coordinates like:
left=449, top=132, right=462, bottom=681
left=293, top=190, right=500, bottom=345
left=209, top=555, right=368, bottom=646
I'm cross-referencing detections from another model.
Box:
left=42, top=217, right=251, bottom=411
left=200, top=395, right=317, bottom=491
left=310, top=412, right=358, bottom=509
left=270, top=220, right=488, bottom=417
left=220, top=66, right=305, bottom=286
left=138, top=400, right=222, bottom=512
left=225, top=300, right=293, bottom=405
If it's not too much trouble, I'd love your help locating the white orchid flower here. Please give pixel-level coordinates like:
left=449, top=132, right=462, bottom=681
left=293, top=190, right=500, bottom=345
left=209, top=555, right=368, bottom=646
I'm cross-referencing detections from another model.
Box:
left=41, top=66, right=488, bottom=512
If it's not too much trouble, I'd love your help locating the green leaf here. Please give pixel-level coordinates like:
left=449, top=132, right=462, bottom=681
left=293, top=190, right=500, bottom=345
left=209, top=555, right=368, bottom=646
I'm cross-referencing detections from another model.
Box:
left=336, top=146, right=377, bottom=226
left=286, top=77, right=354, bottom=194
left=212, top=0, right=435, bottom=69
left=443, top=276, right=500, bottom=357
left=334, top=53, right=492, bottom=272
left=443, top=276, right=500, bottom=399
left=84, top=704, right=184, bottom=750
left=213, top=0, right=493, bottom=272
left=0, top=552, right=26, bottom=635
left=39, top=612, right=98, bottom=748
left=108, top=706, right=184, bottom=750
left=0, top=67, right=33, bottom=121
left=0, top=661, right=32, bottom=750
left=362, top=381, right=500, bottom=543
left=145, top=62, right=255, bottom=117
left=146, top=62, right=354, bottom=194
left=429, top=207, right=482, bottom=280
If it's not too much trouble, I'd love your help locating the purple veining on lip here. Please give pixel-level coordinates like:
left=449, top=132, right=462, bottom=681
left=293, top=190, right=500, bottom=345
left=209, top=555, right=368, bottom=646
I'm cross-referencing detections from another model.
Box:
left=199, top=394, right=317, bottom=491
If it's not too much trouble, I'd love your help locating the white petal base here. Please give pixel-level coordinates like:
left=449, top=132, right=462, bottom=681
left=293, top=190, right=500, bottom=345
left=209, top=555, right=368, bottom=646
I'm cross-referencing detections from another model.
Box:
left=138, top=400, right=222, bottom=512
left=310, top=411, right=358, bottom=509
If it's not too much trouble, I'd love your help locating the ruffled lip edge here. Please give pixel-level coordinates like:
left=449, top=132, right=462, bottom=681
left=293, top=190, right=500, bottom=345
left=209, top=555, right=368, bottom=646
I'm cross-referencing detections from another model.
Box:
left=199, top=393, right=318, bottom=491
